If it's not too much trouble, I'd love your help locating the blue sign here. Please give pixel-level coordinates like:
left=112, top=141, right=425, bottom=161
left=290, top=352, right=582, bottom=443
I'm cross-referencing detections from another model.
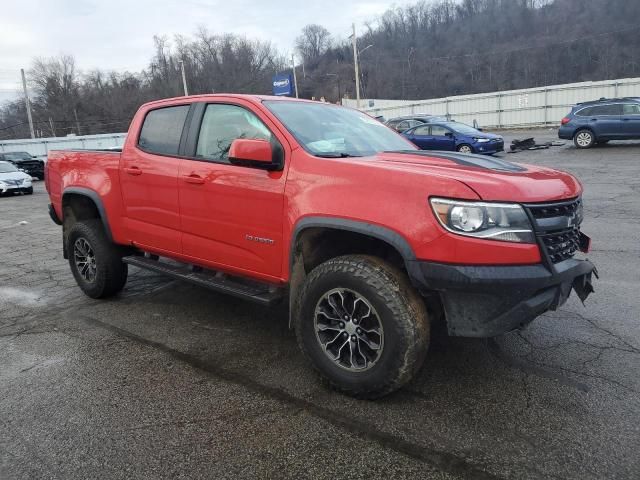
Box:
left=272, top=74, right=294, bottom=96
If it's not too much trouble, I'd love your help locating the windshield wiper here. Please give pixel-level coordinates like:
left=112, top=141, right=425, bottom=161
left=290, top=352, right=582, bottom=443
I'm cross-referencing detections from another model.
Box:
left=314, top=153, right=363, bottom=158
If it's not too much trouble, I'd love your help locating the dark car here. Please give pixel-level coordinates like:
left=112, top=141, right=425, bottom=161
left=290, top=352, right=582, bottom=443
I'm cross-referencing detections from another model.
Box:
left=402, top=122, right=504, bottom=154
left=0, top=151, right=45, bottom=179
left=558, top=97, right=640, bottom=149
left=385, top=115, right=448, bottom=133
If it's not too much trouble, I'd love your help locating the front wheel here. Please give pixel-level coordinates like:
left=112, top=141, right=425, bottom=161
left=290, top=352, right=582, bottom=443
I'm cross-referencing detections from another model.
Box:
left=574, top=129, right=595, bottom=149
left=25, top=187, right=33, bottom=195
left=457, top=144, right=473, bottom=153
left=294, top=255, right=430, bottom=399
left=67, top=219, right=128, bottom=298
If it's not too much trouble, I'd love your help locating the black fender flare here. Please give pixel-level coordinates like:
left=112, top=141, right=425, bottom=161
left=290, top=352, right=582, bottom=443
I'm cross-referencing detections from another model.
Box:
left=62, top=187, right=113, bottom=242
left=289, top=216, right=417, bottom=273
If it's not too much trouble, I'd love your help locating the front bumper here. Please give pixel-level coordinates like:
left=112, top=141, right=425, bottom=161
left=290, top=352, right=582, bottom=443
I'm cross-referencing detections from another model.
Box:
left=407, top=258, right=596, bottom=337
left=474, top=141, right=504, bottom=154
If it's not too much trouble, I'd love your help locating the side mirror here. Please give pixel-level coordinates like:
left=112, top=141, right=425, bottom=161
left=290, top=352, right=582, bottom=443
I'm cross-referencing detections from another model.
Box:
left=229, top=138, right=278, bottom=169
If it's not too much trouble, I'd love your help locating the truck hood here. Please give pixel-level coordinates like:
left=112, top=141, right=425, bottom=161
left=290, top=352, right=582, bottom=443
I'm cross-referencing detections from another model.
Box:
left=370, top=150, right=581, bottom=202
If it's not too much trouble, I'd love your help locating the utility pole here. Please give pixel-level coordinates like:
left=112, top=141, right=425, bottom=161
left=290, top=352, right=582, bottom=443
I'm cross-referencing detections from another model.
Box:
left=351, top=23, right=361, bottom=109
left=180, top=60, right=189, bottom=96
left=73, top=108, right=81, bottom=135
left=291, top=54, right=299, bottom=98
left=20, top=69, right=35, bottom=139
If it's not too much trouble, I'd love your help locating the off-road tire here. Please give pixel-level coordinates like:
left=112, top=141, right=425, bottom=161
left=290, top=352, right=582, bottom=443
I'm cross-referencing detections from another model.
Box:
left=294, top=255, right=430, bottom=399
left=67, top=219, right=128, bottom=299
left=574, top=129, right=595, bottom=149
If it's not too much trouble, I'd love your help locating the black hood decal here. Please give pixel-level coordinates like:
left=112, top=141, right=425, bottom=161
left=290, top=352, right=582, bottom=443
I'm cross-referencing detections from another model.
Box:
left=384, top=150, right=527, bottom=173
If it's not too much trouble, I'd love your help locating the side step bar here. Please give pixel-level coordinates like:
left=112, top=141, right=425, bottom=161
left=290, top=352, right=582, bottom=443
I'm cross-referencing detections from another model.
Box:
left=122, top=255, right=284, bottom=306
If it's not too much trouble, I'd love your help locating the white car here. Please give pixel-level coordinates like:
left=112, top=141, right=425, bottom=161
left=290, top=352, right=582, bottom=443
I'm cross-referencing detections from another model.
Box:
left=0, top=161, right=33, bottom=195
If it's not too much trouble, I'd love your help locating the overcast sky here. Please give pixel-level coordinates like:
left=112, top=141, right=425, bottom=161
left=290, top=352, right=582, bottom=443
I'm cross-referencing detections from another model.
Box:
left=0, top=0, right=415, bottom=103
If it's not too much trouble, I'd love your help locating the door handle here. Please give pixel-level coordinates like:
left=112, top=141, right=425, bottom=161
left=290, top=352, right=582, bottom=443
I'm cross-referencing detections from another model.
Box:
left=183, top=174, right=205, bottom=185
left=124, top=166, right=142, bottom=176
left=590, top=118, right=598, bottom=121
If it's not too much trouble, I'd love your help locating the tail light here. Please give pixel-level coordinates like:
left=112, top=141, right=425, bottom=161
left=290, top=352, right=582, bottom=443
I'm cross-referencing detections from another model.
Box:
left=561, top=117, right=571, bottom=125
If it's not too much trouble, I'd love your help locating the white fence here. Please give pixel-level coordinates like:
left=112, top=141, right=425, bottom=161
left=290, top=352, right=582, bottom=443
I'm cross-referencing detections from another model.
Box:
left=344, top=77, right=640, bottom=128
left=0, top=133, right=127, bottom=158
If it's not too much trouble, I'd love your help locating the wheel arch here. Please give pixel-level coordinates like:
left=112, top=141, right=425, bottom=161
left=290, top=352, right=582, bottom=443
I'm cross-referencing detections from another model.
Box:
left=289, top=217, right=417, bottom=276
left=62, top=187, right=113, bottom=242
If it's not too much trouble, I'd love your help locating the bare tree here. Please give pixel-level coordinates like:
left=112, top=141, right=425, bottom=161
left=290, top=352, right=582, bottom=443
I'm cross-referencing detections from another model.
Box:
left=296, top=24, right=332, bottom=64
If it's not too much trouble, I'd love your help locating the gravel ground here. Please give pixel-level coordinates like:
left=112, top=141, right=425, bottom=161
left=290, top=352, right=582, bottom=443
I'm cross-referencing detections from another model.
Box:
left=1, top=129, right=639, bottom=479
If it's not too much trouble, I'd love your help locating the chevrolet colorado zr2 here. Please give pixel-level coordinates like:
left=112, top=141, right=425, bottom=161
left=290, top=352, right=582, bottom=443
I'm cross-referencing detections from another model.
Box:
left=45, top=95, right=596, bottom=398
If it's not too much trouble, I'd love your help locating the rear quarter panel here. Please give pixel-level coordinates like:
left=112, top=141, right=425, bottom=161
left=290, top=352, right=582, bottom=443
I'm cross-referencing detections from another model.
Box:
left=47, top=150, right=127, bottom=243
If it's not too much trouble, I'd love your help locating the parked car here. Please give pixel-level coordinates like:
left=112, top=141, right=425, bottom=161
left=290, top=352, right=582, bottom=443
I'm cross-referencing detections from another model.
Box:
left=0, top=161, right=33, bottom=195
left=0, top=151, right=45, bottom=179
left=558, top=97, right=640, bottom=148
left=402, top=121, right=504, bottom=154
left=45, top=94, right=595, bottom=399
left=385, top=115, right=448, bottom=133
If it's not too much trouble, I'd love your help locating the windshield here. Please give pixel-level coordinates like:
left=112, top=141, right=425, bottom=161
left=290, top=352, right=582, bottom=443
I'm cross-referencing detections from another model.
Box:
left=3, top=152, right=31, bottom=160
left=264, top=101, right=415, bottom=157
left=0, top=161, right=19, bottom=173
left=449, top=123, right=483, bottom=135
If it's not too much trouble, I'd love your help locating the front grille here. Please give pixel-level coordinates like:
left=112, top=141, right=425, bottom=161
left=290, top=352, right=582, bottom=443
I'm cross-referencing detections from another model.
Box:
left=539, top=227, right=581, bottom=263
left=528, top=198, right=581, bottom=219
left=524, top=197, right=583, bottom=264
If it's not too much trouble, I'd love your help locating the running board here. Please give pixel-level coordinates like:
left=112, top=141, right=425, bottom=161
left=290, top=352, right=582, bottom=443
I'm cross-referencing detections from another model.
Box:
left=122, top=255, right=284, bottom=306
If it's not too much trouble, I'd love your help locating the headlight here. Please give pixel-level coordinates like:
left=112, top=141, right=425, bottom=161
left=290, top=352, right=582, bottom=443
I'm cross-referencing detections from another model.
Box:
left=474, top=138, right=490, bottom=143
left=430, top=198, right=535, bottom=243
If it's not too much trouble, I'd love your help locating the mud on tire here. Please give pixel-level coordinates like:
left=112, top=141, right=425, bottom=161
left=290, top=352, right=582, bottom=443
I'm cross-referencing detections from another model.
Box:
left=67, top=219, right=128, bottom=299
left=294, top=255, right=430, bottom=399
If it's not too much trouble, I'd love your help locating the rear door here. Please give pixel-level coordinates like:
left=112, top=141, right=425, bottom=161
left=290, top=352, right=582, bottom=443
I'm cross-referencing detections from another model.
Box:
left=177, top=100, right=288, bottom=281
left=406, top=124, right=433, bottom=149
left=429, top=125, right=456, bottom=150
left=120, top=104, right=190, bottom=253
left=587, top=104, right=623, bottom=138
left=621, top=103, right=640, bottom=138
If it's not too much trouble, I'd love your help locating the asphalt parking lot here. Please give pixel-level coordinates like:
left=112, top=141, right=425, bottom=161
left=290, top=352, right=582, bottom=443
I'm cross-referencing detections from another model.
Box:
left=1, top=129, right=639, bottom=480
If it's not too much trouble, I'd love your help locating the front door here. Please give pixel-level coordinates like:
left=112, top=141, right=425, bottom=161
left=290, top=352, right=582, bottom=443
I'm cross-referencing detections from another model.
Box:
left=120, top=104, right=190, bottom=253
left=621, top=103, right=640, bottom=138
left=429, top=125, right=456, bottom=151
left=178, top=101, right=287, bottom=281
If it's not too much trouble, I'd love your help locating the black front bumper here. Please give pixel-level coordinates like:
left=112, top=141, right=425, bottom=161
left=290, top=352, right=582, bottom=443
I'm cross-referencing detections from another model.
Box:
left=407, top=258, right=596, bottom=337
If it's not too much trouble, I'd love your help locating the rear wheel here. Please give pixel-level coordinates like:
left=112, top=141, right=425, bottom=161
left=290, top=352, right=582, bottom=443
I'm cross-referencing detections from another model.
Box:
left=574, top=129, right=595, bottom=149
left=295, top=255, right=430, bottom=399
left=67, top=219, right=128, bottom=298
left=457, top=144, right=473, bottom=153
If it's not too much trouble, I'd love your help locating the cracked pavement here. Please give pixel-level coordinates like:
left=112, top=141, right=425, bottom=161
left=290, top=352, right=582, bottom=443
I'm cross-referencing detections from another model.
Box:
left=1, top=132, right=639, bottom=479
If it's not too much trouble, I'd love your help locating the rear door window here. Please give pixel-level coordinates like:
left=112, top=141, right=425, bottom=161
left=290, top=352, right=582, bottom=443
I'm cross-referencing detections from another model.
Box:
left=591, top=104, right=622, bottom=116
left=138, top=105, right=190, bottom=155
left=413, top=125, right=431, bottom=135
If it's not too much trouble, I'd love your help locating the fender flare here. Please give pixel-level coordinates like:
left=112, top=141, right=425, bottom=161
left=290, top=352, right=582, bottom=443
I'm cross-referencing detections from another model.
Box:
left=62, top=187, right=113, bottom=241
left=289, top=216, right=417, bottom=273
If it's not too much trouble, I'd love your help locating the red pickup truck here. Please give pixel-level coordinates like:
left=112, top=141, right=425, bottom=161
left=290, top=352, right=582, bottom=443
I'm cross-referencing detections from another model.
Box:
left=46, top=94, right=596, bottom=398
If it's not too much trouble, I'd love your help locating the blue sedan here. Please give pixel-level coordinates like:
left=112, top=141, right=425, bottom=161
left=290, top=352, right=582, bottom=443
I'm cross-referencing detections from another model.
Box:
left=402, top=122, right=504, bottom=154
